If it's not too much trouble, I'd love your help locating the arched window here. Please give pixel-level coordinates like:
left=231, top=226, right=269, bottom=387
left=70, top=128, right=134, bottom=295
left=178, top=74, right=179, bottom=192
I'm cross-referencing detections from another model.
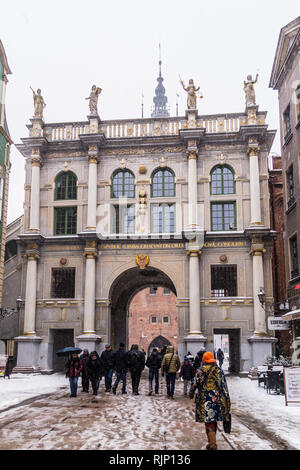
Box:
left=210, top=165, right=235, bottom=195
left=55, top=171, right=77, bottom=200
left=111, top=169, right=135, bottom=198
left=151, top=168, right=175, bottom=197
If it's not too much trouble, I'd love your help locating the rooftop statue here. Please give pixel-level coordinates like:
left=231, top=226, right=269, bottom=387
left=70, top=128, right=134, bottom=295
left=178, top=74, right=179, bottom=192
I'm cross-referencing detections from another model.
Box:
left=243, top=74, right=258, bottom=107
left=179, top=77, right=201, bottom=109
left=86, top=85, right=102, bottom=116
left=30, top=87, right=46, bottom=119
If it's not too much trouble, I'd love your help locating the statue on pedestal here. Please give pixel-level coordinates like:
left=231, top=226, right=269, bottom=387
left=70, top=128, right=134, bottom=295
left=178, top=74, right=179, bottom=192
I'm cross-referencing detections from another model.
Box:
left=243, top=74, right=258, bottom=107
left=86, top=85, right=102, bottom=116
left=30, top=87, right=46, bottom=119
left=180, top=77, right=201, bottom=109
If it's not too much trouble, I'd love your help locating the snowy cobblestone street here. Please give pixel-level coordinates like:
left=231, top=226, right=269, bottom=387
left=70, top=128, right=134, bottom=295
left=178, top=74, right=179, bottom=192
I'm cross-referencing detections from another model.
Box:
left=0, top=373, right=299, bottom=450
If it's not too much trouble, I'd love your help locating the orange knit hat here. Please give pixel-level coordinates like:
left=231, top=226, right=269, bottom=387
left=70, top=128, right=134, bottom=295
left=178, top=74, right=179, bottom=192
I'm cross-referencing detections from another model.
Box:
left=202, top=352, right=216, bottom=363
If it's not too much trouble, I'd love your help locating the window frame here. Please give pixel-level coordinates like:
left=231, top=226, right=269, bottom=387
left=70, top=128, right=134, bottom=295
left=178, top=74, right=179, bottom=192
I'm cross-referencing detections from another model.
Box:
left=210, top=165, right=235, bottom=195
left=111, top=204, right=135, bottom=234
left=151, top=203, right=176, bottom=233
left=151, top=167, right=176, bottom=198
left=210, top=201, right=236, bottom=231
left=54, top=171, right=77, bottom=201
left=211, top=265, right=238, bottom=297
left=289, top=235, right=299, bottom=279
left=111, top=169, right=135, bottom=199
left=51, top=267, right=76, bottom=299
left=54, top=206, right=77, bottom=235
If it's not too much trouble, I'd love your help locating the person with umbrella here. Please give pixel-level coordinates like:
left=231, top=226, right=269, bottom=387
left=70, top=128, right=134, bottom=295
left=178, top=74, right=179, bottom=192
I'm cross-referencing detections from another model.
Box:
left=60, top=348, right=83, bottom=397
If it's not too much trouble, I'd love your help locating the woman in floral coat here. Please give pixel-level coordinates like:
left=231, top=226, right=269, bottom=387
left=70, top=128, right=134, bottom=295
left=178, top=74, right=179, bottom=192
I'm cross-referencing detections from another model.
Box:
left=189, top=351, right=231, bottom=450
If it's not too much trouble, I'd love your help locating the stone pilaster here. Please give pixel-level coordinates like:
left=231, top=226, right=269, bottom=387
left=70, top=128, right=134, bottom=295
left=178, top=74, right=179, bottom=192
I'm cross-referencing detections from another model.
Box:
left=247, top=137, right=262, bottom=226
left=29, top=149, right=42, bottom=232
left=86, top=145, right=99, bottom=231
left=76, top=240, right=101, bottom=352
left=187, top=148, right=198, bottom=229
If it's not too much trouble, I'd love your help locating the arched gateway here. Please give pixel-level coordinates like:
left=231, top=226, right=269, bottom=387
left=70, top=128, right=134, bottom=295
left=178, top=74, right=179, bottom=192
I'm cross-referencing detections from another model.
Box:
left=109, top=266, right=177, bottom=349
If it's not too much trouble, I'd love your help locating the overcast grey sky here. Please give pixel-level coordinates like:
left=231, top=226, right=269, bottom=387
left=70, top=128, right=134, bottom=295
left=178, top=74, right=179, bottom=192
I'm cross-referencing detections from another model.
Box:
left=1, top=0, right=300, bottom=223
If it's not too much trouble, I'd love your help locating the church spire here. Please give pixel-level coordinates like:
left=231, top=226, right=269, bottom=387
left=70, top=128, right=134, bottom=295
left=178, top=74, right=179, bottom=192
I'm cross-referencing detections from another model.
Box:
left=151, top=45, right=170, bottom=118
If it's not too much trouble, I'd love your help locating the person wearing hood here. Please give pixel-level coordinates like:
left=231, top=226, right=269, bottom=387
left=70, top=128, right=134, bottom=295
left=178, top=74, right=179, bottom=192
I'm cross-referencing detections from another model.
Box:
left=112, top=342, right=129, bottom=395
left=189, top=351, right=231, bottom=451
left=80, top=349, right=90, bottom=393
left=127, top=344, right=145, bottom=395
left=161, top=345, right=181, bottom=399
left=87, top=351, right=103, bottom=396
left=179, top=356, right=195, bottom=397
left=100, top=344, right=115, bottom=392
left=193, top=348, right=206, bottom=372
left=65, top=352, right=83, bottom=397
left=146, top=348, right=162, bottom=395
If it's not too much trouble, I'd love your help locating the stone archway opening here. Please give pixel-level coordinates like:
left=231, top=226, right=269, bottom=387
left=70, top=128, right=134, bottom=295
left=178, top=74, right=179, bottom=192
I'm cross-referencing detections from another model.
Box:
left=109, top=266, right=178, bottom=351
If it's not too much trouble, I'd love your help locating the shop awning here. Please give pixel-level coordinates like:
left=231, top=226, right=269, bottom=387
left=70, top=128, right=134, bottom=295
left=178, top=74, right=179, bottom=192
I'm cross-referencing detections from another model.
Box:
left=282, top=309, right=300, bottom=321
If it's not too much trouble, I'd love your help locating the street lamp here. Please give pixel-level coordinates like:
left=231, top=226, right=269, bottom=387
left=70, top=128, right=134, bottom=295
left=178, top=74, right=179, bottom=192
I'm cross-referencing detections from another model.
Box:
left=258, top=287, right=289, bottom=314
left=0, top=296, right=22, bottom=320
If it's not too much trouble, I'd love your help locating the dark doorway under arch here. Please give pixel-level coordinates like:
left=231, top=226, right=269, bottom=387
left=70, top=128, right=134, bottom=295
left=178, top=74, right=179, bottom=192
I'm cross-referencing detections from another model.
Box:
left=147, top=335, right=171, bottom=355
left=109, top=266, right=177, bottom=349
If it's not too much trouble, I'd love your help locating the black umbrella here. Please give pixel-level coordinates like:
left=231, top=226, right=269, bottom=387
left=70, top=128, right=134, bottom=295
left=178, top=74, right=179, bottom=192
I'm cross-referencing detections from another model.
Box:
left=56, top=347, right=82, bottom=357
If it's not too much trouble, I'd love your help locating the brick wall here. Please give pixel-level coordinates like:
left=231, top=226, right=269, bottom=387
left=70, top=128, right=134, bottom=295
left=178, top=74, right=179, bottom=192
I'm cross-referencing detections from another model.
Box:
left=129, top=286, right=178, bottom=354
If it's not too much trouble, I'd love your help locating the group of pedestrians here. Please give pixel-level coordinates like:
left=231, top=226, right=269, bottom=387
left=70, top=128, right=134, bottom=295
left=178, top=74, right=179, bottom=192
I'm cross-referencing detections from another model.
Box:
left=65, top=343, right=230, bottom=451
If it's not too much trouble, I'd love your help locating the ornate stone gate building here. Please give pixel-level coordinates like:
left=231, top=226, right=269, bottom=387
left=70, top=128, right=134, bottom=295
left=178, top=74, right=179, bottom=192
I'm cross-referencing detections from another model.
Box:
left=8, top=77, right=277, bottom=374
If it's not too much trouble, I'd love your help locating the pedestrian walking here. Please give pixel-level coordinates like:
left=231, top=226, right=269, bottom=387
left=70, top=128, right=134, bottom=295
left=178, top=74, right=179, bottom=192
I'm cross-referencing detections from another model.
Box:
left=112, top=342, right=129, bottom=395
left=189, top=351, right=231, bottom=451
left=161, top=345, right=181, bottom=399
left=146, top=348, right=162, bottom=395
left=100, top=344, right=115, bottom=392
left=179, top=356, right=195, bottom=397
left=216, top=348, right=224, bottom=368
left=65, top=352, right=83, bottom=397
left=127, top=344, right=145, bottom=395
left=87, top=351, right=103, bottom=396
left=80, top=349, right=90, bottom=392
left=186, top=351, right=195, bottom=365
left=193, top=348, right=206, bottom=372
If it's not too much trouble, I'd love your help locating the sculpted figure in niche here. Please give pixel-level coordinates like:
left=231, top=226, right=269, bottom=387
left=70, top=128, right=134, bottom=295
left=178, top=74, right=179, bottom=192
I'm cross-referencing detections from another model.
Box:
left=180, top=77, right=201, bottom=109
left=30, top=87, right=46, bottom=119
left=86, top=85, right=102, bottom=115
left=243, top=74, right=258, bottom=107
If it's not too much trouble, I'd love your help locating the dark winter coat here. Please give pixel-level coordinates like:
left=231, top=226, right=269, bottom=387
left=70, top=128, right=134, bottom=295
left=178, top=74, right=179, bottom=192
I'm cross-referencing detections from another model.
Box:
left=179, top=361, right=195, bottom=380
left=146, top=350, right=162, bottom=370
left=193, top=349, right=206, bottom=371
left=113, top=348, right=129, bottom=372
left=100, top=349, right=115, bottom=371
left=65, top=357, right=83, bottom=378
left=127, top=346, right=145, bottom=371
left=217, top=349, right=224, bottom=361
left=80, top=353, right=90, bottom=374
left=87, top=352, right=103, bottom=381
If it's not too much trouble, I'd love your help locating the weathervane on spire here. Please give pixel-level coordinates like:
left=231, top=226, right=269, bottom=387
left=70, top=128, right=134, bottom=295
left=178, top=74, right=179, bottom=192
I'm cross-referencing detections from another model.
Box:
left=151, top=44, right=170, bottom=118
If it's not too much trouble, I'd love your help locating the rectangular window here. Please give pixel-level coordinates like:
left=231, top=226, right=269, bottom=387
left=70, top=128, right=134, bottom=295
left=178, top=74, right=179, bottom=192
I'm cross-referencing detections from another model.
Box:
left=287, top=166, right=295, bottom=208
left=211, top=202, right=236, bottom=231
left=51, top=268, right=75, bottom=298
left=290, top=236, right=299, bottom=279
left=151, top=203, right=175, bottom=233
left=151, top=316, right=158, bottom=323
left=163, top=315, right=170, bottom=323
left=54, top=207, right=77, bottom=235
left=296, top=85, right=300, bottom=122
left=283, top=104, right=292, bottom=141
left=163, top=287, right=171, bottom=295
left=211, top=265, right=237, bottom=297
left=149, top=287, right=157, bottom=295
left=111, top=205, right=135, bottom=234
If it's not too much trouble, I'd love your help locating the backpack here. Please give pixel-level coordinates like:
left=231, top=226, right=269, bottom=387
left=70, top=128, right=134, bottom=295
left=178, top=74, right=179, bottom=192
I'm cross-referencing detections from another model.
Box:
left=129, top=351, right=139, bottom=368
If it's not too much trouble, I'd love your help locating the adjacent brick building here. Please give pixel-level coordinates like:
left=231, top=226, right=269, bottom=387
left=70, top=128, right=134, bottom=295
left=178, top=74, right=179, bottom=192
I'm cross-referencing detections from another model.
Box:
left=129, top=287, right=178, bottom=354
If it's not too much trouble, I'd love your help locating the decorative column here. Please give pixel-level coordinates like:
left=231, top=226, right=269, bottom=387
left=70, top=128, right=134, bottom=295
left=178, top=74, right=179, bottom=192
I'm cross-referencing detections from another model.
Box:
left=247, top=138, right=262, bottom=226
left=14, top=242, right=41, bottom=373
left=29, top=150, right=42, bottom=232
left=76, top=240, right=101, bottom=352
left=86, top=145, right=99, bottom=230
left=248, top=237, right=277, bottom=366
left=187, top=149, right=198, bottom=229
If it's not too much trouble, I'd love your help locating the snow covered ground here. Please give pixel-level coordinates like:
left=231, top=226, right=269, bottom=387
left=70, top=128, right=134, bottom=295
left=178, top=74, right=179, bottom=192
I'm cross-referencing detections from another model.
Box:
left=0, top=372, right=299, bottom=450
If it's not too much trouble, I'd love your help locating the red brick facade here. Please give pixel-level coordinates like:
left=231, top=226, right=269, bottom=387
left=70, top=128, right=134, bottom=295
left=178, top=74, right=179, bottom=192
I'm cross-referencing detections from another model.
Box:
left=129, top=287, right=178, bottom=354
